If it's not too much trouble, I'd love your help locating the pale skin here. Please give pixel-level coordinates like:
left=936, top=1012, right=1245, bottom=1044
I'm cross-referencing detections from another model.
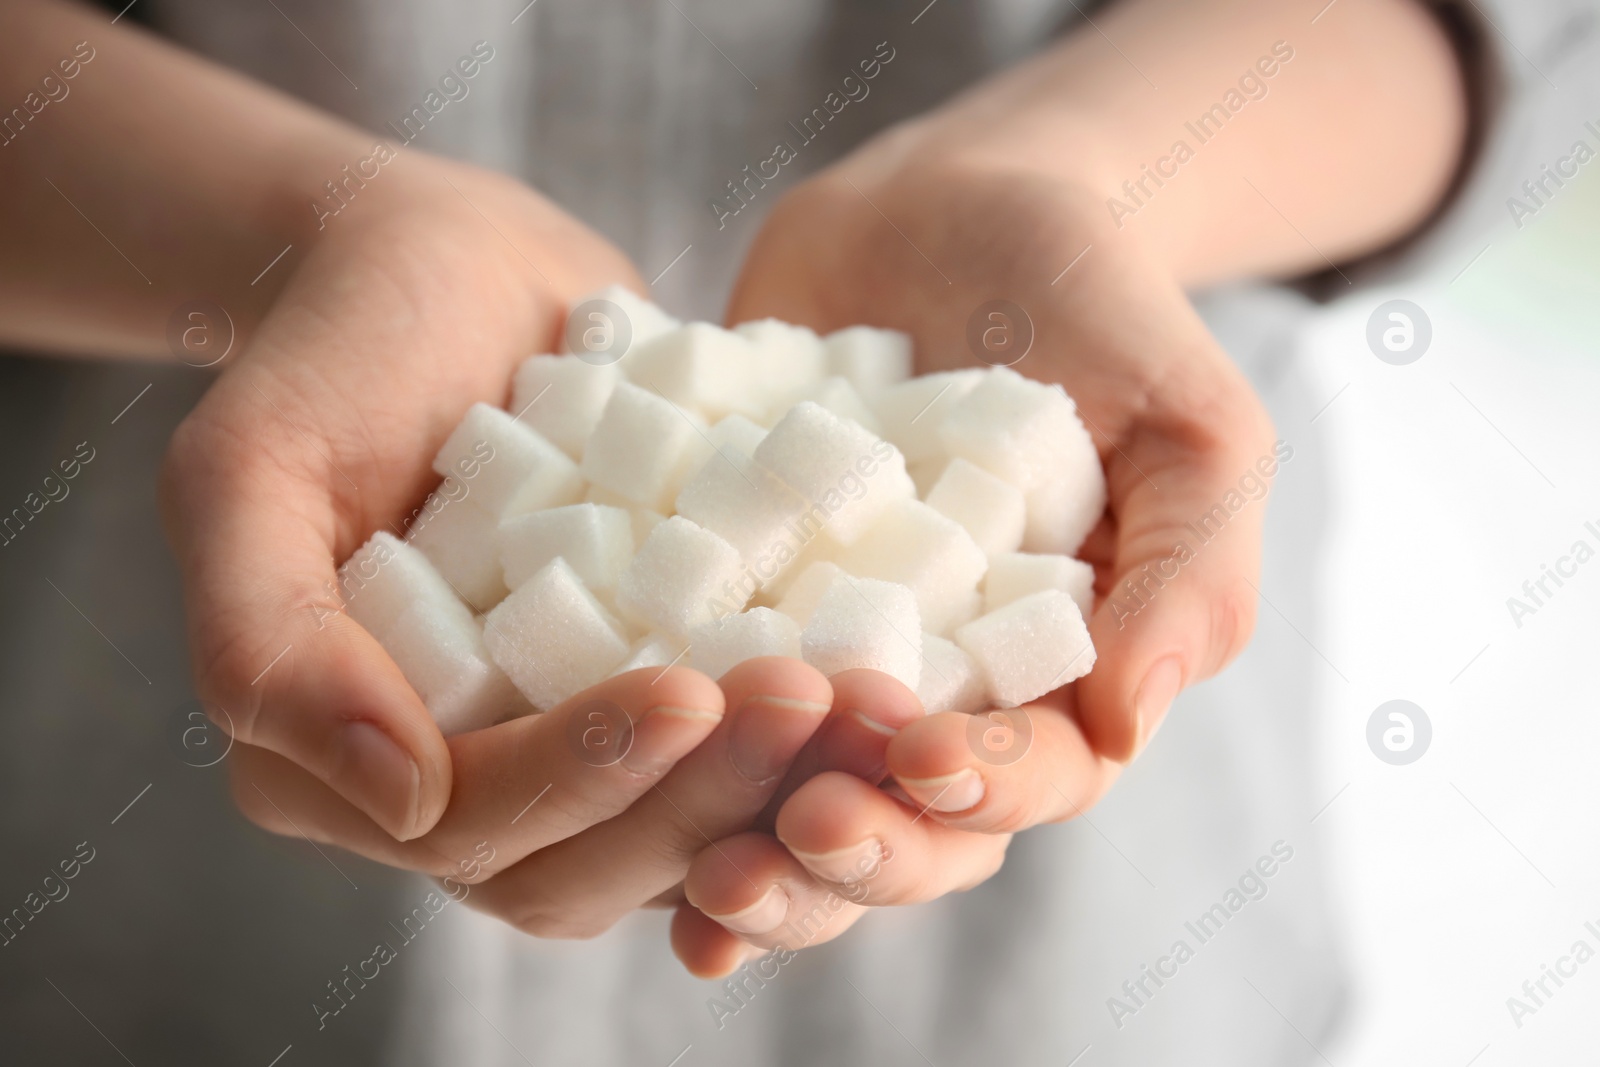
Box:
left=1, top=0, right=1466, bottom=976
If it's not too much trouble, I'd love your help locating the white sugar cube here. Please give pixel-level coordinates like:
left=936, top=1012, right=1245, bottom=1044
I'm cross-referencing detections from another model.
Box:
left=509, top=355, right=621, bottom=459
left=484, top=558, right=629, bottom=711
left=873, top=369, right=982, bottom=463
left=433, top=403, right=584, bottom=518
left=625, top=323, right=762, bottom=419
left=753, top=401, right=914, bottom=545
left=1023, top=467, right=1107, bottom=556
left=824, top=326, right=913, bottom=397
left=915, top=633, right=987, bottom=716
left=690, top=607, right=802, bottom=679
left=675, top=445, right=811, bottom=587
left=908, top=457, right=948, bottom=498
left=386, top=605, right=528, bottom=734
left=937, top=367, right=1098, bottom=493
left=943, top=588, right=984, bottom=634
left=615, top=516, right=750, bottom=637
left=800, top=574, right=922, bottom=691
left=611, top=633, right=690, bottom=677
left=709, top=413, right=769, bottom=455
left=581, top=483, right=666, bottom=544
left=339, top=532, right=465, bottom=642
left=773, top=561, right=844, bottom=626
left=985, top=552, right=1096, bottom=620
left=405, top=491, right=508, bottom=611
left=580, top=382, right=714, bottom=511
left=758, top=528, right=845, bottom=600
left=735, top=318, right=827, bottom=407
left=563, top=284, right=679, bottom=359
left=955, top=589, right=1095, bottom=707
left=925, top=458, right=1026, bottom=557
left=785, top=377, right=882, bottom=435
left=500, top=503, right=633, bottom=594
left=835, top=499, right=988, bottom=634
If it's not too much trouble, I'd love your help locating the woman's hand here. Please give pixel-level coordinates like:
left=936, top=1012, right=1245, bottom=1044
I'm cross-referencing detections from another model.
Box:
left=670, top=119, right=1280, bottom=971
left=161, top=157, right=636, bottom=841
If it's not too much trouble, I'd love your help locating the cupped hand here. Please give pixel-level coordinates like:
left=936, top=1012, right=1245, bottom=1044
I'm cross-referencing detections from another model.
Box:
left=161, top=155, right=642, bottom=842
left=673, top=124, right=1279, bottom=971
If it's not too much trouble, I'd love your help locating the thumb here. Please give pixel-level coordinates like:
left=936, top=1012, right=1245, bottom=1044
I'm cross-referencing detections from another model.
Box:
left=1075, top=354, right=1281, bottom=763
left=160, top=371, right=453, bottom=842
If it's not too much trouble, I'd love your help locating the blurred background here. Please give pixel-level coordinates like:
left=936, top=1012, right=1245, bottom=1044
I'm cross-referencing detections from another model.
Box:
left=1, top=1, right=1597, bottom=1064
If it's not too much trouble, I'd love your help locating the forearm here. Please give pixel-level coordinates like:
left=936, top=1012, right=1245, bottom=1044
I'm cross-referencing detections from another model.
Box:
left=918, top=0, right=1469, bottom=287
left=0, top=0, right=428, bottom=359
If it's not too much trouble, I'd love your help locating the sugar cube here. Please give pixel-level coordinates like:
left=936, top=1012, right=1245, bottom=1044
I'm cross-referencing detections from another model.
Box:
left=339, top=532, right=466, bottom=642
left=433, top=403, right=584, bottom=518
left=915, top=633, right=987, bottom=716
left=924, top=458, right=1026, bottom=556
left=908, top=457, right=948, bottom=498
left=690, top=607, right=802, bottom=679
left=773, top=561, right=844, bottom=626
left=563, top=284, right=679, bottom=360
left=674, top=445, right=810, bottom=589
left=500, top=503, right=633, bottom=594
left=708, top=413, right=769, bottom=456
left=954, top=589, right=1095, bottom=707
left=611, top=632, right=690, bottom=677
left=985, top=552, right=1096, bottom=620
left=580, top=382, right=714, bottom=511
left=943, top=588, right=984, bottom=634
left=614, top=516, right=750, bottom=637
left=509, top=355, right=621, bottom=460
left=484, top=558, right=629, bottom=711
left=338, top=534, right=525, bottom=733
left=937, top=367, right=1098, bottom=493
left=800, top=573, right=922, bottom=691
left=834, top=499, right=988, bottom=634
left=753, top=401, right=914, bottom=545
left=405, top=490, right=508, bottom=611
left=1022, top=468, right=1107, bottom=556
left=625, top=323, right=763, bottom=419
left=785, top=376, right=883, bottom=435
left=386, top=605, right=529, bottom=734
left=824, top=326, right=913, bottom=397
left=735, top=318, right=827, bottom=407
left=873, top=369, right=982, bottom=463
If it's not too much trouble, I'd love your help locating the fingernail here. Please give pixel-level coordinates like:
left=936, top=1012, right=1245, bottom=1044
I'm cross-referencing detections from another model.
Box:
left=621, top=705, right=723, bottom=776
left=728, top=696, right=830, bottom=784
left=792, top=839, right=886, bottom=884
left=848, top=708, right=901, bottom=737
left=336, top=722, right=421, bottom=839
left=900, top=768, right=985, bottom=813
left=1134, top=657, right=1184, bottom=754
left=707, top=886, right=790, bottom=936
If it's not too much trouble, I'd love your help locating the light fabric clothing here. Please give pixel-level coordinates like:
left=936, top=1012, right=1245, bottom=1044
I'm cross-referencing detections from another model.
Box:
left=0, top=0, right=1589, bottom=1063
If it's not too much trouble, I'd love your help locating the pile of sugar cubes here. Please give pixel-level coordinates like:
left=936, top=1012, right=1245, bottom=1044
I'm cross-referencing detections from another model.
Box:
left=338, top=287, right=1105, bottom=735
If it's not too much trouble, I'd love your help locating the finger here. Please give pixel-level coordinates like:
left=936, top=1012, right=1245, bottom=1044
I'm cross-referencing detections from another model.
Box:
left=1078, top=342, right=1279, bottom=761
left=231, top=666, right=725, bottom=876
left=163, top=386, right=452, bottom=842
left=774, top=773, right=1010, bottom=909
left=670, top=904, right=760, bottom=979
left=758, top=668, right=924, bottom=824
left=682, top=831, right=869, bottom=951
left=882, top=705, right=1121, bottom=834
left=464, top=657, right=834, bottom=939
